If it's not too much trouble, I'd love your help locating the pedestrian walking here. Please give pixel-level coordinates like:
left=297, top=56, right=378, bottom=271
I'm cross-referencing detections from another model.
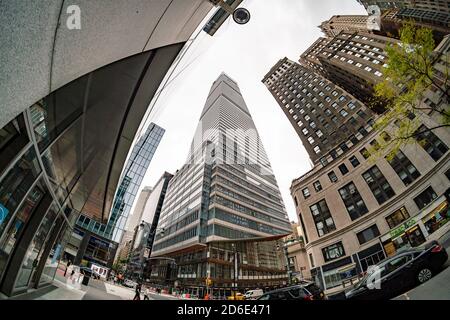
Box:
left=143, top=285, right=150, bottom=300
left=64, top=260, right=71, bottom=277
left=133, top=282, right=142, bottom=300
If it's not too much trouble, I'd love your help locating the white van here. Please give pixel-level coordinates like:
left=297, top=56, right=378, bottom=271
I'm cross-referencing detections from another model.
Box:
left=244, top=289, right=264, bottom=300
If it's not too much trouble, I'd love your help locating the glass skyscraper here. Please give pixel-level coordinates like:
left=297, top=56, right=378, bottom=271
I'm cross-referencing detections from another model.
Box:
left=75, top=123, right=165, bottom=242
left=150, top=74, right=291, bottom=294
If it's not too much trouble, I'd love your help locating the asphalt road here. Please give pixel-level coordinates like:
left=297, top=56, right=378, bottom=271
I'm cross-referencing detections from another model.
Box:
left=394, top=255, right=450, bottom=300
left=82, top=279, right=122, bottom=300
left=145, top=292, right=180, bottom=300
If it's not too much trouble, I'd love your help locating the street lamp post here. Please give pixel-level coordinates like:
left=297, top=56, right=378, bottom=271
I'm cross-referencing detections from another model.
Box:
left=231, top=243, right=238, bottom=300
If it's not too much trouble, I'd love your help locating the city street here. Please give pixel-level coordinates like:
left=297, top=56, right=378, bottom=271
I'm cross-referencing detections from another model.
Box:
left=394, top=256, right=450, bottom=300
left=48, top=270, right=183, bottom=300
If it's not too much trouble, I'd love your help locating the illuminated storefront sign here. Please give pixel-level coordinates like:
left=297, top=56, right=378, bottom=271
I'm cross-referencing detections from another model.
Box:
left=389, top=218, right=417, bottom=239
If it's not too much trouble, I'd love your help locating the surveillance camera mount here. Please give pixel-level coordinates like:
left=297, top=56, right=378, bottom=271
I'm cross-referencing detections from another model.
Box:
left=214, top=0, right=234, bottom=14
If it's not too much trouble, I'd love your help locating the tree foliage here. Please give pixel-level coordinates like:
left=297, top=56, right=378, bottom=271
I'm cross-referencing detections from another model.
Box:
left=370, top=21, right=450, bottom=160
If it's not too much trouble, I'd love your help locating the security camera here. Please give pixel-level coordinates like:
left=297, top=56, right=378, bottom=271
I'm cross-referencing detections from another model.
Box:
left=233, top=7, right=251, bottom=25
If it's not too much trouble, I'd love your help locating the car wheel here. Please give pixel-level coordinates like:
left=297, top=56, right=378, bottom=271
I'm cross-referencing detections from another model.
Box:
left=417, top=268, right=433, bottom=283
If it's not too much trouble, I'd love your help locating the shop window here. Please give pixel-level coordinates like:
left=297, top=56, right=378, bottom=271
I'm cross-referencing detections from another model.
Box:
left=322, top=242, right=345, bottom=262
left=0, top=179, right=48, bottom=279
left=310, top=199, right=336, bottom=237
left=359, top=250, right=385, bottom=272
left=0, top=146, right=42, bottom=236
left=339, top=182, right=369, bottom=220
left=422, top=200, right=450, bottom=235
left=386, top=150, right=421, bottom=186
left=356, top=225, right=380, bottom=245
left=415, top=125, right=448, bottom=161
left=386, top=207, right=410, bottom=229
left=362, top=165, right=395, bottom=205
left=414, top=186, right=438, bottom=210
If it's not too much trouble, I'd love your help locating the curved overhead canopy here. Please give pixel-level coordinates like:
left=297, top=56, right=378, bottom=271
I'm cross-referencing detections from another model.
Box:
left=0, top=0, right=214, bottom=129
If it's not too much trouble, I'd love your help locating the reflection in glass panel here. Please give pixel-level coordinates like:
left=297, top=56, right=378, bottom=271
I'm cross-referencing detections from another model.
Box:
left=29, top=75, right=87, bottom=152
left=15, top=203, right=58, bottom=289
left=0, top=114, right=29, bottom=174
left=41, top=117, right=82, bottom=198
left=0, top=179, right=48, bottom=278
left=0, top=146, right=41, bottom=235
left=40, top=218, right=69, bottom=285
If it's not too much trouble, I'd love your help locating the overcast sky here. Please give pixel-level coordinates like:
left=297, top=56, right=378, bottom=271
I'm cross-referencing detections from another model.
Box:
left=137, top=0, right=367, bottom=223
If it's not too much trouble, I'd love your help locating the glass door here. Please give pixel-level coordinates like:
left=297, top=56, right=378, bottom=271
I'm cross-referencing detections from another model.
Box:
left=37, top=217, right=68, bottom=286
left=14, top=204, right=58, bottom=290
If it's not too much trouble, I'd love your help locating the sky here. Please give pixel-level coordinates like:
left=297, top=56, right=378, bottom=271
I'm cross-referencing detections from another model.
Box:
left=136, top=0, right=367, bottom=223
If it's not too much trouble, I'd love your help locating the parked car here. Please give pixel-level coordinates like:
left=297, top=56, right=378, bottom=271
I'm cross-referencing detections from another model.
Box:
left=123, top=279, right=137, bottom=288
left=258, top=283, right=326, bottom=300
left=345, top=241, right=448, bottom=300
left=244, top=289, right=264, bottom=300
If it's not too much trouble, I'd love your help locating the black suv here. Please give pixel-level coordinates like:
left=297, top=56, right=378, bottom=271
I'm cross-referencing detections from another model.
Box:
left=258, top=283, right=326, bottom=300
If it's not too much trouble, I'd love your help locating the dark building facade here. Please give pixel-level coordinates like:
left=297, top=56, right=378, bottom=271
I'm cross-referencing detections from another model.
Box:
left=262, top=58, right=376, bottom=165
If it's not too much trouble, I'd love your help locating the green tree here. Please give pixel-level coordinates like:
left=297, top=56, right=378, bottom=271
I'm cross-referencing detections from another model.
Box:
left=370, top=21, right=450, bottom=160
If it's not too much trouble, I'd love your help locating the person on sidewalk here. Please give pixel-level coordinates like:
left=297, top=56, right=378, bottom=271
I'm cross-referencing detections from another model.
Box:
left=133, top=282, right=142, bottom=300
left=143, top=285, right=151, bottom=300
left=64, top=260, right=71, bottom=277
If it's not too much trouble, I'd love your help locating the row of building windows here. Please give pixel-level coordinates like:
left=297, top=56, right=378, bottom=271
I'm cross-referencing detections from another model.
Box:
left=211, top=195, right=290, bottom=229
left=300, top=126, right=448, bottom=201
left=154, top=210, right=199, bottom=242
left=306, top=183, right=442, bottom=239
left=211, top=208, right=288, bottom=235
left=152, top=226, right=198, bottom=252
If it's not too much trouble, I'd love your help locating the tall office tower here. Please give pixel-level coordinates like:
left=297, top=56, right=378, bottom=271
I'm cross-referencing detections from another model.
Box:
left=262, top=58, right=376, bottom=165
left=299, top=31, right=398, bottom=106
left=126, top=172, right=173, bottom=278
left=75, top=123, right=164, bottom=248
left=319, top=15, right=373, bottom=38
left=150, top=73, right=292, bottom=294
left=126, top=186, right=153, bottom=233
